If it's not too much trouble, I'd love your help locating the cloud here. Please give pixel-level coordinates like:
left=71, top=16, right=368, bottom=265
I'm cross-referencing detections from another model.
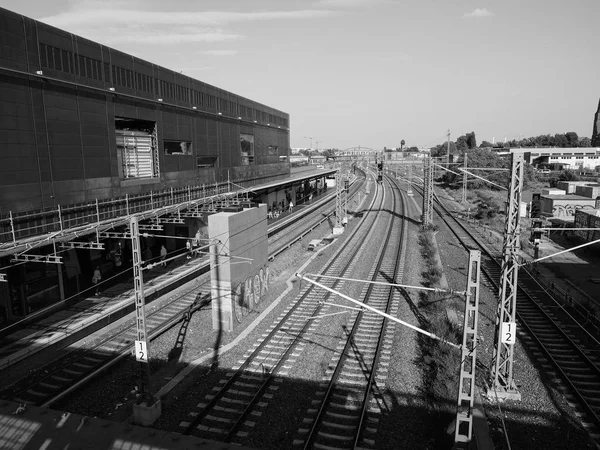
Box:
left=39, top=8, right=337, bottom=28
left=314, top=0, right=390, bottom=7
left=37, top=3, right=337, bottom=47
left=202, top=50, right=238, bottom=56
left=463, top=8, right=494, bottom=18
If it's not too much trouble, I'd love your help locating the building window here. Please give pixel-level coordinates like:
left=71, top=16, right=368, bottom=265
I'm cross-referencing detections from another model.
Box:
left=240, top=134, right=255, bottom=165
left=164, top=140, right=192, bottom=155
left=197, top=156, right=218, bottom=168
left=115, top=118, right=159, bottom=179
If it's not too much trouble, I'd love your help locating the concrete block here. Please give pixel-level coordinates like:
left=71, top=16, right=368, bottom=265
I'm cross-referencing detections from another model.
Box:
left=132, top=398, right=162, bottom=426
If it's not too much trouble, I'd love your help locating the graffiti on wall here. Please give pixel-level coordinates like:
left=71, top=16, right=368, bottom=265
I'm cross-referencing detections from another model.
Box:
left=552, top=203, right=595, bottom=218
left=232, top=266, right=270, bottom=323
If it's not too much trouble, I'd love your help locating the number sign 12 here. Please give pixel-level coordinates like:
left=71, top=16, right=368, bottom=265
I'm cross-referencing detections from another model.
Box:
left=135, top=340, right=148, bottom=363
left=501, top=322, right=516, bottom=345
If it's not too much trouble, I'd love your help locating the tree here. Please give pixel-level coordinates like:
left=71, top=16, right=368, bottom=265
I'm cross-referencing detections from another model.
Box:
left=554, top=133, right=569, bottom=147
left=565, top=131, right=579, bottom=147
left=407, top=146, right=419, bottom=153
left=444, top=148, right=509, bottom=189
left=480, top=141, right=494, bottom=148
left=580, top=136, right=592, bottom=147
left=456, top=135, right=468, bottom=153
left=466, top=132, right=477, bottom=149
left=321, top=149, right=335, bottom=159
left=431, top=141, right=456, bottom=157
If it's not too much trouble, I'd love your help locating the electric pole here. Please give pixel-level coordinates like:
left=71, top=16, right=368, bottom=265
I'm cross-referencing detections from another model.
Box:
left=488, top=152, right=524, bottom=401
left=446, top=129, right=451, bottom=170
left=422, top=157, right=433, bottom=227
left=462, top=153, right=468, bottom=203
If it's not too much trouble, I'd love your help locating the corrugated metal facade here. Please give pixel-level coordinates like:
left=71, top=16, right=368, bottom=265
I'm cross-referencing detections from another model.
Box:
left=0, top=7, right=290, bottom=215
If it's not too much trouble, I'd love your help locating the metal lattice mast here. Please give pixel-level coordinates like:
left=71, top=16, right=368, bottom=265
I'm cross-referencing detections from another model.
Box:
left=454, top=250, right=481, bottom=446
left=130, top=215, right=154, bottom=402
left=488, top=152, right=524, bottom=400
left=343, top=174, right=348, bottom=219
left=422, top=157, right=434, bottom=227
left=461, top=153, right=468, bottom=203
left=335, top=171, right=343, bottom=227
left=407, top=160, right=413, bottom=195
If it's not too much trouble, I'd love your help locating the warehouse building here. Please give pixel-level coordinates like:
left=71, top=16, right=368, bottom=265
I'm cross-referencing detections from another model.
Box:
left=0, top=7, right=290, bottom=322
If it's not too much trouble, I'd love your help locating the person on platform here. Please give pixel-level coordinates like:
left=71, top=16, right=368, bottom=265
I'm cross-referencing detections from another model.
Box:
left=92, top=266, right=102, bottom=296
left=143, top=246, right=153, bottom=267
left=288, top=201, right=293, bottom=212
left=160, top=245, right=167, bottom=267
left=186, top=239, right=193, bottom=259
left=192, top=233, right=200, bottom=257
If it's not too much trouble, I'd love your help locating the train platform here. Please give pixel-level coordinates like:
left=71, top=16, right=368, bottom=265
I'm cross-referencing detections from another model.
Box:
left=0, top=170, right=336, bottom=381
left=0, top=399, right=253, bottom=450
left=0, top=255, right=211, bottom=378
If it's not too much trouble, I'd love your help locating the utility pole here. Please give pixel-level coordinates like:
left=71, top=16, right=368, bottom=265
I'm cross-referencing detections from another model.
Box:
left=131, top=216, right=154, bottom=403
left=446, top=129, right=451, bottom=170
left=422, top=157, right=433, bottom=227
left=462, top=153, right=468, bottom=203
left=488, top=152, right=524, bottom=401
left=335, top=171, right=343, bottom=228
left=407, top=160, right=413, bottom=196
left=454, top=249, right=481, bottom=447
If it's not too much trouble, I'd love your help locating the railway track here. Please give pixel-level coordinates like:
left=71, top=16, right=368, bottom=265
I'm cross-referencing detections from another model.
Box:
left=430, top=188, right=600, bottom=441
left=179, top=171, right=395, bottom=444
left=0, top=172, right=367, bottom=408
left=0, top=285, right=209, bottom=407
left=293, top=173, right=407, bottom=449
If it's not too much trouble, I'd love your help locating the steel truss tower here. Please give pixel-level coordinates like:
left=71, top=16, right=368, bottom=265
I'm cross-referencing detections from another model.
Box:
left=131, top=215, right=154, bottom=402
left=407, top=161, right=413, bottom=195
left=489, top=152, right=524, bottom=400
left=454, top=250, right=481, bottom=446
left=422, top=157, right=434, bottom=227
left=335, top=171, right=343, bottom=227
left=461, top=153, right=468, bottom=203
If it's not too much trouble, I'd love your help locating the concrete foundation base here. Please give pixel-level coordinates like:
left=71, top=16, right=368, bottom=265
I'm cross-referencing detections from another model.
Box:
left=486, top=386, right=522, bottom=401
left=132, top=398, right=162, bottom=426
left=332, top=226, right=345, bottom=235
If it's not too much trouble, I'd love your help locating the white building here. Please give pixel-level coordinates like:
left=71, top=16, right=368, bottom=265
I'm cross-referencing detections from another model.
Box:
left=511, top=148, right=600, bottom=171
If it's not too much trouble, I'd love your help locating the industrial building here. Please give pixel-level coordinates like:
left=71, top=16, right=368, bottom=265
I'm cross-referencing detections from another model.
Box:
left=0, top=7, right=290, bottom=323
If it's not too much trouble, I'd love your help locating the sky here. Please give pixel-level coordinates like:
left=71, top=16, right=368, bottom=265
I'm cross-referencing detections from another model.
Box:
left=3, top=0, right=600, bottom=150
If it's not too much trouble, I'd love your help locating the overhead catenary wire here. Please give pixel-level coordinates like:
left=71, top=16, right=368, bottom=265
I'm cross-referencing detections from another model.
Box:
left=296, top=272, right=462, bottom=350
left=302, top=273, right=466, bottom=296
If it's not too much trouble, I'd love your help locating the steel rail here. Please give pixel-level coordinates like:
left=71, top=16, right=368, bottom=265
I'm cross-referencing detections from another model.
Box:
left=181, top=170, right=385, bottom=440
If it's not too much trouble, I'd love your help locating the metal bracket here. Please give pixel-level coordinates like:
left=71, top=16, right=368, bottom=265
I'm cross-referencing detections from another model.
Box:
left=98, top=231, right=132, bottom=239
left=0, top=273, right=7, bottom=282
left=138, top=224, right=164, bottom=231
left=179, top=212, right=205, bottom=218
left=152, top=217, right=185, bottom=224
left=60, top=242, right=105, bottom=250
left=11, top=254, right=63, bottom=264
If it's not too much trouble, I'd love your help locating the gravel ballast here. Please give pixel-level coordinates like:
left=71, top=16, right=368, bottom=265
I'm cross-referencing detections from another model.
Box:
left=53, top=181, right=598, bottom=449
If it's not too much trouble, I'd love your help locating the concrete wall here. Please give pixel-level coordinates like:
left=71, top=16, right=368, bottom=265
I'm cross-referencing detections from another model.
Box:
left=556, top=181, right=589, bottom=194
left=540, top=196, right=597, bottom=219
left=575, top=185, right=600, bottom=199
left=209, top=204, right=268, bottom=331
